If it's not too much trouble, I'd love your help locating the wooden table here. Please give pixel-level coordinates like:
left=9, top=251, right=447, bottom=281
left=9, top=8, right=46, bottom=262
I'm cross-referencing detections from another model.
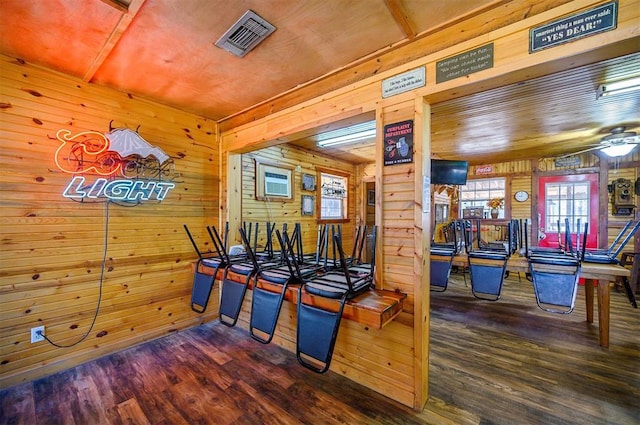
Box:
left=449, top=255, right=630, bottom=348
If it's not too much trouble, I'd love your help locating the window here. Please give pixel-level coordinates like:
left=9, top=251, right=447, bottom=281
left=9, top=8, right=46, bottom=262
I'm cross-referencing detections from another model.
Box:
left=459, top=177, right=506, bottom=219
left=544, top=181, right=589, bottom=233
left=318, top=169, right=348, bottom=221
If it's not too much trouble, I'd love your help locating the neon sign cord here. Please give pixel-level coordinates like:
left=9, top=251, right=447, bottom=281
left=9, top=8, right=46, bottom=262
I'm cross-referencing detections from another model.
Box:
left=41, top=200, right=111, bottom=348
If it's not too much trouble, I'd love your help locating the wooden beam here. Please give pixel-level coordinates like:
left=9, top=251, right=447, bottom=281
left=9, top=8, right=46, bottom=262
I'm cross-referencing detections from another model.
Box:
left=83, top=0, right=147, bottom=82
left=384, top=0, right=416, bottom=39
left=99, top=0, right=129, bottom=13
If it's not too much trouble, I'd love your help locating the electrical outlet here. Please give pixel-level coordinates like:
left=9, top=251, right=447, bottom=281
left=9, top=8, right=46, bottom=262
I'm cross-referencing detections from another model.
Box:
left=31, top=326, right=45, bottom=343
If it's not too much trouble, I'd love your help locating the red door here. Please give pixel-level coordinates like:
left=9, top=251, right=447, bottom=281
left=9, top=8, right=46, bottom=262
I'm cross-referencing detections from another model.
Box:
left=537, top=174, right=598, bottom=249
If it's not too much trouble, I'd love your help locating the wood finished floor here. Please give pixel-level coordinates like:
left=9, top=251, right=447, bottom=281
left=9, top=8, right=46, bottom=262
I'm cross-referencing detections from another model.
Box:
left=1, top=271, right=639, bottom=425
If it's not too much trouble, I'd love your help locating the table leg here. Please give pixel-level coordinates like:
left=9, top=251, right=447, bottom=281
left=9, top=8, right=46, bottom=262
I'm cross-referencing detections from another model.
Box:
left=597, top=279, right=610, bottom=348
left=632, top=254, right=640, bottom=294
left=585, top=278, right=594, bottom=323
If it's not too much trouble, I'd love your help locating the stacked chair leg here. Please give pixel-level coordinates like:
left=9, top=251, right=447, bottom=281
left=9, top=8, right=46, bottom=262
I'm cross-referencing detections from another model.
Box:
left=183, top=223, right=229, bottom=313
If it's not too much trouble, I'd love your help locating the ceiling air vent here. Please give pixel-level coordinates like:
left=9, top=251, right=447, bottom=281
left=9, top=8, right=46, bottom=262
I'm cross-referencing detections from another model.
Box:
left=215, top=10, right=276, bottom=58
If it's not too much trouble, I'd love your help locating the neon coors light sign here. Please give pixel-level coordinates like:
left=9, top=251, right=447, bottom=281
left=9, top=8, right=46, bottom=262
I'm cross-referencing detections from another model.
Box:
left=55, top=127, right=176, bottom=203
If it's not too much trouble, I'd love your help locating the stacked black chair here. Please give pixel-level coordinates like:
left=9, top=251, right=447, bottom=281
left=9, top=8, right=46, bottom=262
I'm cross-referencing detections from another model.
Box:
left=527, top=222, right=588, bottom=314
left=430, top=219, right=465, bottom=292
left=219, top=224, right=281, bottom=327
left=465, top=219, right=512, bottom=301
left=430, top=246, right=456, bottom=292
left=296, top=232, right=373, bottom=373
left=183, top=223, right=229, bottom=313
left=580, top=220, right=639, bottom=308
left=246, top=229, right=299, bottom=343
left=347, top=225, right=377, bottom=276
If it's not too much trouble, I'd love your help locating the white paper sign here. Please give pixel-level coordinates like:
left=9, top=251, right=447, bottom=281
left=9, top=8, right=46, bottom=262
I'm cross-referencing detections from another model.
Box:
left=423, top=175, right=430, bottom=213
left=382, top=67, right=426, bottom=98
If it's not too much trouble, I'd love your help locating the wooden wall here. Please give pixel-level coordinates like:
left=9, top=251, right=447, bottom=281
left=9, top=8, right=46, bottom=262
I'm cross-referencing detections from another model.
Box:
left=1, top=0, right=635, bottom=411
left=0, top=55, right=219, bottom=388
left=230, top=143, right=422, bottom=404
left=240, top=144, right=356, bottom=254
left=217, top=0, right=639, bottom=410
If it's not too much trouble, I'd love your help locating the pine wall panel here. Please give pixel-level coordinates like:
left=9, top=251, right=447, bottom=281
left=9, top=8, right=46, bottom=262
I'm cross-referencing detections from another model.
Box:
left=228, top=139, right=417, bottom=407
left=0, top=55, right=219, bottom=387
left=241, top=144, right=356, bottom=254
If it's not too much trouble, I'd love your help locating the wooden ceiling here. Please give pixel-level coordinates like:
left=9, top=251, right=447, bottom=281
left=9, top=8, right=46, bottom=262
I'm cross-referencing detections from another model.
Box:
left=289, top=51, right=640, bottom=165
left=1, top=0, right=639, bottom=165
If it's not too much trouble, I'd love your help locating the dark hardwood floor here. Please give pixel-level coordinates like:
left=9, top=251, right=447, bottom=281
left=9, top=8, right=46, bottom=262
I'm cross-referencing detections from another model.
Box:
left=2, top=271, right=639, bottom=424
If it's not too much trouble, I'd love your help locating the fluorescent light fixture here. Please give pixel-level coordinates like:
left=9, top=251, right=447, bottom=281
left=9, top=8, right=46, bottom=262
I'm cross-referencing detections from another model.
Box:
left=316, top=121, right=376, bottom=148
left=601, top=143, right=636, bottom=157
left=597, top=76, right=640, bottom=99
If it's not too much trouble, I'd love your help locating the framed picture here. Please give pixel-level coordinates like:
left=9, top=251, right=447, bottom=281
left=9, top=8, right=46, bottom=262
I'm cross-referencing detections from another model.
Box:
left=367, top=189, right=375, bottom=206
left=301, top=195, right=314, bottom=216
left=255, top=159, right=294, bottom=201
left=302, top=173, right=316, bottom=191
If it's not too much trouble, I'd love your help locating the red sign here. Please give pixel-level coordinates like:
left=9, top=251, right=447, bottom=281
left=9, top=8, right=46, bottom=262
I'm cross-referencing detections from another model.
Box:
left=475, top=165, right=493, bottom=175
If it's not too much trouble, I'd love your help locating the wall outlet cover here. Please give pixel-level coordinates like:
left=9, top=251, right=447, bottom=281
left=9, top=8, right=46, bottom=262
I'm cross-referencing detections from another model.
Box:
left=31, top=326, right=45, bottom=343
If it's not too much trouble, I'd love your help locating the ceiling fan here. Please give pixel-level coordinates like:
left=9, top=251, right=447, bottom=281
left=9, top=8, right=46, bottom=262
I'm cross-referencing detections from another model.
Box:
left=560, top=126, right=640, bottom=158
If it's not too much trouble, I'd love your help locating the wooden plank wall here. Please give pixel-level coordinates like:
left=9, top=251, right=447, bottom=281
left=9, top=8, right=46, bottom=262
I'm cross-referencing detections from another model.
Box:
left=217, top=1, right=640, bottom=410
left=0, top=55, right=219, bottom=388
left=230, top=143, right=419, bottom=405
left=240, top=144, right=356, bottom=254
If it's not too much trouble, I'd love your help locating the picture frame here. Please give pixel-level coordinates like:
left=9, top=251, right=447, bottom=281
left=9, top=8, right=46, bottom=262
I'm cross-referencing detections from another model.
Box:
left=301, top=195, right=314, bottom=216
left=302, top=173, right=316, bottom=191
left=367, top=189, right=375, bottom=206
left=255, top=159, right=294, bottom=201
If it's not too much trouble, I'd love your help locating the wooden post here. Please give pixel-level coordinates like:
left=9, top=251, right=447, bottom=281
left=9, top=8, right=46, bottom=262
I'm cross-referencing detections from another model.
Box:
left=413, top=97, right=431, bottom=409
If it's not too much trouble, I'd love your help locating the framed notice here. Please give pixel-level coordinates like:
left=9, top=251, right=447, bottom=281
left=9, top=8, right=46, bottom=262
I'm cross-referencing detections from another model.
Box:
left=530, top=1, right=617, bottom=52
left=436, top=43, right=494, bottom=84
left=301, top=195, right=314, bottom=216
left=384, top=120, right=414, bottom=166
left=302, top=173, right=316, bottom=191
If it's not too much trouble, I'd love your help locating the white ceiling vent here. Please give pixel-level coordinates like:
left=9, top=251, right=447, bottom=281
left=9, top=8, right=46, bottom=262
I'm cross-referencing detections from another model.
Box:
left=215, top=10, right=276, bottom=58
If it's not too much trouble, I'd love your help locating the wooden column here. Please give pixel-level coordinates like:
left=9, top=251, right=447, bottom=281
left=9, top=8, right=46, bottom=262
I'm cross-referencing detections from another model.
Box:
left=413, top=97, right=431, bottom=409
left=226, top=153, right=243, bottom=246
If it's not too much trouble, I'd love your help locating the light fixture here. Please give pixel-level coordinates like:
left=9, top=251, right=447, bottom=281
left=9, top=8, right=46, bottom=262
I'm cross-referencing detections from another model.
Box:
left=597, top=76, right=640, bottom=99
left=316, top=121, right=376, bottom=148
left=601, top=143, right=636, bottom=157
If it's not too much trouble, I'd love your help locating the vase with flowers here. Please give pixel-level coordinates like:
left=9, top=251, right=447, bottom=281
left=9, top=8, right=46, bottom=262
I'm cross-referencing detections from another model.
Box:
left=487, top=197, right=504, bottom=219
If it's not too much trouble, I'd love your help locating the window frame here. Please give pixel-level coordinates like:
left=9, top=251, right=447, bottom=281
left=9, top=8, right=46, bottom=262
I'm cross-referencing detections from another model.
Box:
left=543, top=180, right=590, bottom=234
left=458, top=176, right=508, bottom=220
left=316, top=167, right=350, bottom=223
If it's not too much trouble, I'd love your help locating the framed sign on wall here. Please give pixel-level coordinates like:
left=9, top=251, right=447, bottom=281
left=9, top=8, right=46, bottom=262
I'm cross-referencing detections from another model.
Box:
left=302, top=173, right=316, bottom=191
left=302, top=195, right=314, bottom=215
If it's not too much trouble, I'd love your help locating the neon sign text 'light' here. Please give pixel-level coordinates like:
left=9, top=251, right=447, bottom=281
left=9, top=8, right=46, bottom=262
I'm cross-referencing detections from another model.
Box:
left=63, top=176, right=175, bottom=202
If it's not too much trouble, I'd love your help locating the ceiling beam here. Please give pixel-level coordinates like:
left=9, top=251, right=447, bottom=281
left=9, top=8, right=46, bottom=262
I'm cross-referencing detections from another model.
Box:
left=384, top=0, right=416, bottom=39
left=99, top=0, right=130, bottom=13
left=83, top=0, right=147, bottom=82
